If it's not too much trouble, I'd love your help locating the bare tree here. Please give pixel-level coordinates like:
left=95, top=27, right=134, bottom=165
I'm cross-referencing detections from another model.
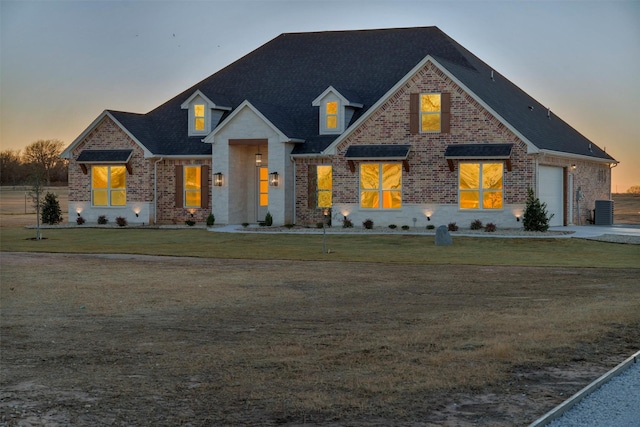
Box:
left=22, top=139, right=66, bottom=185
left=0, top=149, right=23, bottom=185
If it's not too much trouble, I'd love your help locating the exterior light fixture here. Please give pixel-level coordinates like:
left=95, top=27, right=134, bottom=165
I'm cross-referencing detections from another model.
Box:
left=571, top=164, right=577, bottom=170
left=255, top=152, right=262, bottom=166
left=269, top=171, right=279, bottom=186
left=427, top=216, right=431, bottom=221
left=77, top=212, right=81, bottom=217
left=213, top=172, right=224, bottom=186
left=516, top=215, right=521, bottom=222
left=135, top=213, right=139, bottom=217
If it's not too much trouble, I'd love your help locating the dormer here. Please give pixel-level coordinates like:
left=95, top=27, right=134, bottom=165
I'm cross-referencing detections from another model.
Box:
left=312, top=86, right=363, bottom=135
left=180, top=90, right=232, bottom=136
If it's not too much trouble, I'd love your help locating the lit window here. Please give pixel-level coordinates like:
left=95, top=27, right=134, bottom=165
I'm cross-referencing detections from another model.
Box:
left=259, top=167, right=269, bottom=206
left=459, top=163, right=503, bottom=209
left=420, top=94, right=441, bottom=132
left=194, top=104, right=205, bottom=131
left=184, top=166, right=202, bottom=207
left=92, top=166, right=126, bottom=206
left=326, top=101, right=338, bottom=129
left=360, top=163, right=402, bottom=209
left=317, top=165, right=332, bottom=208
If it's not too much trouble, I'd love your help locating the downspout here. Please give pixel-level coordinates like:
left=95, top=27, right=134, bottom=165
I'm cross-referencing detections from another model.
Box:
left=609, top=162, right=618, bottom=199
left=291, top=155, right=296, bottom=225
left=154, top=157, right=164, bottom=225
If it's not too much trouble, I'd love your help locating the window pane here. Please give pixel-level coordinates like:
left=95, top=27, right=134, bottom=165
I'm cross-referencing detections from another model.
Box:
left=382, top=164, right=401, bottom=189
left=111, top=190, right=126, bottom=206
left=92, top=166, right=108, bottom=189
left=260, top=181, right=269, bottom=193
left=110, top=166, right=126, bottom=189
left=483, top=163, right=503, bottom=189
left=360, top=164, right=379, bottom=190
left=318, top=191, right=332, bottom=208
left=361, top=191, right=379, bottom=208
left=382, top=190, right=401, bottom=208
left=421, top=113, right=441, bottom=132
left=93, top=189, right=108, bottom=206
left=194, top=104, right=204, bottom=117
left=185, top=191, right=201, bottom=207
left=195, top=117, right=205, bottom=131
left=420, top=94, right=441, bottom=112
left=259, top=194, right=268, bottom=206
left=317, top=166, right=332, bottom=190
left=459, top=164, right=480, bottom=189
left=259, top=167, right=269, bottom=180
left=326, top=101, right=338, bottom=115
left=185, top=166, right=201, bottom=190
left=483, top=191, right=503, bottom=209
left=326, top=115, right=337, bottom=129
left=460, top=191, right=479, bottom=209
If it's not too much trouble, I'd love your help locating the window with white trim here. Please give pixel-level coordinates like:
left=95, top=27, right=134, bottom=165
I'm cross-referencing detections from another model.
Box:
left=194, top=104, right=205, bottom=132
left=459, top=163, right=503, bottom=209
left=360, top=163, right=402, bottom=209
left=92, top=166, right=126, bottom=206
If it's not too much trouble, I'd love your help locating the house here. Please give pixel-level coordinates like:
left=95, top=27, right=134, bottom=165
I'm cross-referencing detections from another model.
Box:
left=60, top=27, right=617, bottom=228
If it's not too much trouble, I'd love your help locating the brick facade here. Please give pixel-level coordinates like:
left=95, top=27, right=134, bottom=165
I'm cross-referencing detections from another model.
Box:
left=295, top=62, right=534, bottom=228
left=67, top=116, right=212, bottom=225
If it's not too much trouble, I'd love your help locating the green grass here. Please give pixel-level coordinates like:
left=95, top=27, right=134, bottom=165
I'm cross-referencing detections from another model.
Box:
left=2, top=227, right=638, bottom=268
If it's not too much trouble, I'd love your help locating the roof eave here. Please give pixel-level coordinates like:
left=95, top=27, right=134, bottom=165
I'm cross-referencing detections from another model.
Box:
left=538, top=149, right=618, bottom=164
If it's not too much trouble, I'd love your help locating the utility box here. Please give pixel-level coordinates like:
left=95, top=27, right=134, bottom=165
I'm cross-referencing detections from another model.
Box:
left=594, top=200, right=614, bottom=225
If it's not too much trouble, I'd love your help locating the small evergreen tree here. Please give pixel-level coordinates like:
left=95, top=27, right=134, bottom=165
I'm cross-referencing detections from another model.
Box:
left=41, top=192, right=63, bottom=225
left=522, top=188, right=553, bottom=232
left=264, top=211, right=273, bottom=226
left=206, top=213, right=215, bottom=227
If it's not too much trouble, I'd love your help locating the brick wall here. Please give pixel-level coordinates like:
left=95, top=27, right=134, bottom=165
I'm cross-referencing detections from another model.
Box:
left=67, top=116, right=212, bottom=224
left=295, top=62, right=534, bottom=227
left=155, top=159, right=212, bottom=224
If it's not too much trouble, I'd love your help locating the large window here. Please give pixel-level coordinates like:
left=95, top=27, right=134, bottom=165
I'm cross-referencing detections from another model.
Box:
left=360, top=163, right=402, bottom=209
left=317, top=165, right=332, bottom=208
left=194, top=104, right=205, bottom=131
left=184, top=166, right=202, bottom=207
left=459, top=163, right=503, bottom=209
left=420, top=94, right=442, bottom=132
left=92, top=166, right=126, bottom=206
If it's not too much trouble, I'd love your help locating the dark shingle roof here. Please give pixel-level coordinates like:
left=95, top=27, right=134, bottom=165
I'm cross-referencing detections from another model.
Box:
left=345, top=145, right=412, bottom=159
left=77, top=149, right=133, bottom=163
left=444, top=143, right=513, bottom=158
left=111, top=27, right=613, bottom=162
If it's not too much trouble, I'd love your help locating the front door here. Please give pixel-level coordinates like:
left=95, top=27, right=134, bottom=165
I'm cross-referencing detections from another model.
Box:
left=256, top=166, right=269, bottom=222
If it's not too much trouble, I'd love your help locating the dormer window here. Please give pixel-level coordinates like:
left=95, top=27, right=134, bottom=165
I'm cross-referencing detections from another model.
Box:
left=326, top=101, right=338, bottom=130
left=181, top=90, right=232, bottom=137
left=194, top=104, right=205, bottom=131
left=313, top=86, right=363, bottom=136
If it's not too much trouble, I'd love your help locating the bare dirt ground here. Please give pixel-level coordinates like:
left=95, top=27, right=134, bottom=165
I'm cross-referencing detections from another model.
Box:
left=2, top=253, right=639, bottom=426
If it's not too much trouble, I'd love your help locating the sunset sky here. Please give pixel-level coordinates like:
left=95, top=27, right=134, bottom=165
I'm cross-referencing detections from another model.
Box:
left=1, top=0, right=638, bottom=192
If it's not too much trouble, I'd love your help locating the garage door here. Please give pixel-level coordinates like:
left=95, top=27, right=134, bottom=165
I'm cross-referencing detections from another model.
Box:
left=538, top=166, right=564, bottom=227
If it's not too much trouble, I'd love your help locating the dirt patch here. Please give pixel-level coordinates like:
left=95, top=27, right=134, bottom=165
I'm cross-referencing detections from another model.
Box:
left=2, top=253, right=638, bottom=426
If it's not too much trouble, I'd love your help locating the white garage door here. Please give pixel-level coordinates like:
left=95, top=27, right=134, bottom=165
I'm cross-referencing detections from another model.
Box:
left=539, top=166, right=564, bottom=227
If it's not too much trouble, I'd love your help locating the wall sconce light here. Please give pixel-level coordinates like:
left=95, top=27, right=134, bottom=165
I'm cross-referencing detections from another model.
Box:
left=269, top=171, right=279, bottom=186
left=516, top=215, right=521, bottom=222
left=135, top=213, right=139, bottom=217
left=77, top=212, right=81, bottom=217
left=571, top=164, right=577, bottom=170
left=255, top=152, right=262, bottom=166
left=427, top=216, right=431, bottom=221
left=213, top=172, right=224, bottom=186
